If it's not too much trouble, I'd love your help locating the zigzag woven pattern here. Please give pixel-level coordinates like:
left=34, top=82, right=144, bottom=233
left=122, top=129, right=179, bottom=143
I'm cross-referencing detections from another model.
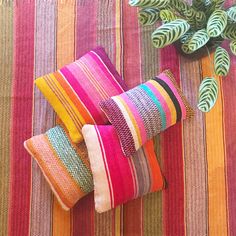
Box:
left=100, top=70, right=194, bottom=157
left=24, top=125, right=93, bottom=210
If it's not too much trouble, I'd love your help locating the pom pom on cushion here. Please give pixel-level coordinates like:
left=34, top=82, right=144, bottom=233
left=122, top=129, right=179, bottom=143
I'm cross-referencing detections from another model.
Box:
left=100, top=70, right=194, bottom=157
left=35, top=47, right=127, bottom=143
left=24, top=125, right=93, bottom=210
left=82, top=125, right=164, bottom=213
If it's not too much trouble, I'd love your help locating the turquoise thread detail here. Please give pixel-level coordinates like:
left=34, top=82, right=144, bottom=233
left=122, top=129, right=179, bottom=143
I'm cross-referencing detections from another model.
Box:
left=46, top=126, right=93, bottom=193
left=140, top=84, right=166, bottom=130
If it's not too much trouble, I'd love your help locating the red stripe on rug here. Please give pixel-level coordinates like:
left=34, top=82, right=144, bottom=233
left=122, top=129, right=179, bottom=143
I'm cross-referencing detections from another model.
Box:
left=122, top=1, right=143, bottom=235
left=8, top=2, right=35, bottom=236
left=72, top=193, right=95, bottom=235
left=160, top=45, right=185, bottom=236
left=72, top=2, right=97, bottom=235
left=222, top=44, right=236, bottom=235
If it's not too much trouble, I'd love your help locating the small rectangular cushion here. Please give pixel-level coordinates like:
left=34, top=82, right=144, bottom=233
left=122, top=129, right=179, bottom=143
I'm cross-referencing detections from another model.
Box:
left=24, top=125, right=93, bottom=210
left=82, top=125, right=164, bottom=213
left=35, top=47, right=127, bottom=143
left=100, top=70, right=194, bottom=157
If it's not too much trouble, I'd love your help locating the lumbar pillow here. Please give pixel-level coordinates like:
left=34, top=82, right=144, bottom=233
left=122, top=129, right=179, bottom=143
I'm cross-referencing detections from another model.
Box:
left=24, top=125, right=93, bottom=210
left=100, top=70, right=194, bottom=157
left=35, top=47, right=127, bottom=143
left=82, top=125, right=164, bottom=213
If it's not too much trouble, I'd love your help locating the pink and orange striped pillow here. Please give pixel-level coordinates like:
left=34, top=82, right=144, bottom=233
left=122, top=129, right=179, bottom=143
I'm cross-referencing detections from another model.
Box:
left=24, top=125, right=93, bottom=210
left=100, top=70, right=194, bottom=157
left=35, top=47, right=127, bottom=143
left=82, top=125, right=164, bottom=213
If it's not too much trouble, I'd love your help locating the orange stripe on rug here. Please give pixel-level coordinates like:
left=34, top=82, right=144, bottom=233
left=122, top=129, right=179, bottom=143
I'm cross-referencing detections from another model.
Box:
left=201, top=54, right=228, bottom=236
left=53, top=1, right=76, bottom=235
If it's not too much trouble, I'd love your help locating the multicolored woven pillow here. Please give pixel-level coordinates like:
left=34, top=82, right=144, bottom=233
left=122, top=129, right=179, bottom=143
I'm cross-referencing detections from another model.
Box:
left=24, top=125, right=93, bottom=210
left=82, top=125, right=164, bottom=213
left=35, top=47, right=127, bottom=143
left=100, top=70, right=194, bottom=157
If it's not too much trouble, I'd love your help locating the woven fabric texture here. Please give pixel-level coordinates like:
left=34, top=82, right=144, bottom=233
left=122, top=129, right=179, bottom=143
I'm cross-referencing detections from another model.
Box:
left=24, top=125, right=93, bottom=210
left=2, top=0, right=236, bottom=235
left=100, top=70, right=194, bottom=156
left=82, top=125, right=164, bottom=213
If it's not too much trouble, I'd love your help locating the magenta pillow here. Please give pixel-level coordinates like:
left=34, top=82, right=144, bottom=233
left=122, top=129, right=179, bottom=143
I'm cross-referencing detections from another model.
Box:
left=82, top=125, right=164, bottom=213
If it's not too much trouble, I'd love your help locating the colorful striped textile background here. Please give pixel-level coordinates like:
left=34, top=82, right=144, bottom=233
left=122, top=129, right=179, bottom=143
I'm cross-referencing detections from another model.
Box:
left=0, top=0, right=235, bottom=235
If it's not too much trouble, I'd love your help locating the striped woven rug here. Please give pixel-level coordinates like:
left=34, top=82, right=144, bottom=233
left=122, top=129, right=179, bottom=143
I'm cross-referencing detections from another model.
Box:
left=0, top=0, right=235, bottom=235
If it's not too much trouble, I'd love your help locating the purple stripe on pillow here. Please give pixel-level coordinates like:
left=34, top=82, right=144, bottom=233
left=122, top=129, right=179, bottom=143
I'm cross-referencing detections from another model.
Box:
left=119, top=93, right=147, bottom=144
left=91, top=47, right=128, bottom=91
left=100, top=99, right=136, bottom=157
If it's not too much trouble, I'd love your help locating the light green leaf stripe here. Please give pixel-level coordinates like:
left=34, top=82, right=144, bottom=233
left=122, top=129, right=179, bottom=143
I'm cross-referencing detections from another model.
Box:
left=152, top=19, right=190, bottom=48
left=207, top=10, right=228, bottom=37
left=214, top=46, right=230, bottom=76
left=170, top=0, right=191, bottom=13
left=222, top=23, right=236, bottom=39
left=129, top=0, right=169, bottom=8
left=198, top=77, right=218, bottom=112
left=214, top=0, right=225, bottom=9
left=230, top=40, right=236, bottom=55
left=160, top=9, right=177, bottom=23
left=182, top=29, right=209, bottom=54
left=180, top=30, right=195, bottom=43
left=138, top=8, right=160, bottom=25
left=192, top=0, right=205, bottom=11
left=227, top=6, right=236, bottom=22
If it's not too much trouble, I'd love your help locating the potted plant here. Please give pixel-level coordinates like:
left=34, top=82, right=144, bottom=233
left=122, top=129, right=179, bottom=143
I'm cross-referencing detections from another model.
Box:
left=129, top=0, right=236, bottom=112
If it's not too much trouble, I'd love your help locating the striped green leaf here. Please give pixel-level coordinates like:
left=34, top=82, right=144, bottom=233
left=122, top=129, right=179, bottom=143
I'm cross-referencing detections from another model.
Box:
left=180, top=30, right=195, bottom=43
left=138, top=8, right=160, bottom=25
left=205, top=1, right=217, bottom=17
left=195, top=11, right=207, bottom=29
left=198, top=77, right=218, bottom=112
left=181, top=43, right=194, bottom=54
left=170, top=0, right=191, bottom=12
left=214, top=0, right=225, bottom=9
left=222, top=23, right=236, bottom=39
left=192, top=0, right=205, bottom=11
left=129, top=0, right=169, bottom=8
left=230, top=40, right=236, bottom=55
left=214, top=46, right=230, bottom=76
left=207, top=10, right=228, bottom=37
left=227, top=6, right=236, bottom=22
left=204, top=0, right=212, bottom=7
left=181, top=29, right=209, bottom=54
left=160, top=9, right=177, bottom=23
left=152, top=19, right=190, bottom=48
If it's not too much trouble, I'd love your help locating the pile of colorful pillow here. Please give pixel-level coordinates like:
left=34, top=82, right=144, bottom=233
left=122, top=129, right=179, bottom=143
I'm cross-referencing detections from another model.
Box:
left=24, top=47, right=194, bottom=212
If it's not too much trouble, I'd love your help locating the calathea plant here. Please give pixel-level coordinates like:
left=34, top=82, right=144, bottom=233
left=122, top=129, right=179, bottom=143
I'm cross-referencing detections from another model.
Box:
left=129, top=0, right=236, bottom=112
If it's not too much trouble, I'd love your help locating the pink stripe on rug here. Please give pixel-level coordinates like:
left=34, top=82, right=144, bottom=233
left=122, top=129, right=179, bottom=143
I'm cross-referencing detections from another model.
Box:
left=8, top=2, right=35, bottom=236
